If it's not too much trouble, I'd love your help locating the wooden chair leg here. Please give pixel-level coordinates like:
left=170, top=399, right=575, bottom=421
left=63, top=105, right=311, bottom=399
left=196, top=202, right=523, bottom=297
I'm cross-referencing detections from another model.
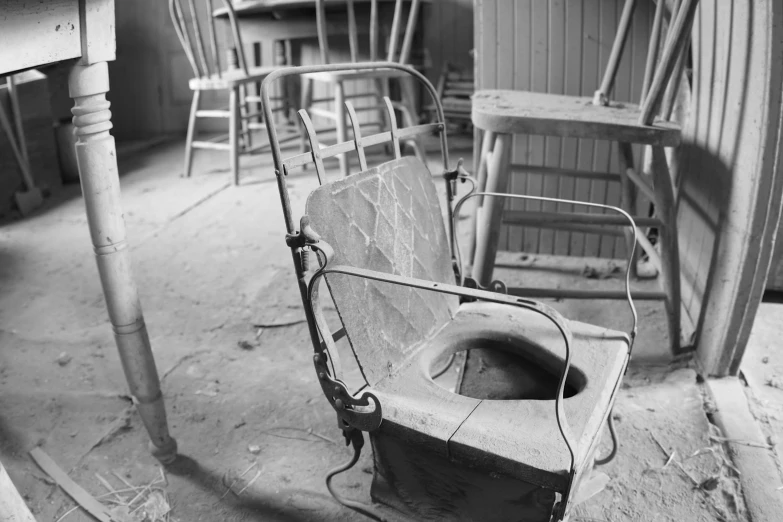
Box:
left=239, top=83, right=252, bottom=151
left=229, top=86, right=240, bottom=185
left=651, top=146, right=681, bottom=352
left=184, top=90, right=200, bottom=178
left=471, top=133, right=512, bottom=287
left=466, top=130, right=495, bottom=270
left=300, top=78, right=313, bottom=155
left=334, top=80, right=349, bottom=177
left=618, top=142, right=639, bottom=278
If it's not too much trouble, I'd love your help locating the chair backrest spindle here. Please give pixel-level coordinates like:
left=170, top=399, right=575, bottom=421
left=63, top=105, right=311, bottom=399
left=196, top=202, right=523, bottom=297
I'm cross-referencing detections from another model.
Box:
left=639, top=0, right=699, bottom=125
left=398, top=0, right=421, bottom=64
left=589, top=0, right=698, bottom=125
left=385, top=0, right=404, bottom=62
left=369, top=0, right=379, bottom=61
left=170, top=0, right=200, bottom=77
left=315, top=0, right=421, bottom=65
left=640, top=0, right=666, bottom=103
left=186, top=0, right=211, bottom=76
left=593, top=0, right=637, bottom=105
left=205, top=0, right=222, bottom=78
left=346, top=0, right=359, bottom=62
left=168, top=0, right=249, bottom=78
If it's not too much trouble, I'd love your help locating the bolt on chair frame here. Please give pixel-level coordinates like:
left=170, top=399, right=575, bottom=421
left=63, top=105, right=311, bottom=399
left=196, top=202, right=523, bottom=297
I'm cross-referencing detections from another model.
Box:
left=261, top=62, right=638, bottom=521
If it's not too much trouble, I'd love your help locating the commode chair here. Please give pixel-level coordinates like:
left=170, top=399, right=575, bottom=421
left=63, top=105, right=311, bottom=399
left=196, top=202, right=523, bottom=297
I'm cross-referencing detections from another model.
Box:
left=260, top=62, right=639, bottom=522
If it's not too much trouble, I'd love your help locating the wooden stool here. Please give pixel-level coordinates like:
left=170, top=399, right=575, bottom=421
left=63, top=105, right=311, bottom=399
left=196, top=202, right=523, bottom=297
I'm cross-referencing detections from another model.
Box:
left=470, top=0, right=698, bottom=354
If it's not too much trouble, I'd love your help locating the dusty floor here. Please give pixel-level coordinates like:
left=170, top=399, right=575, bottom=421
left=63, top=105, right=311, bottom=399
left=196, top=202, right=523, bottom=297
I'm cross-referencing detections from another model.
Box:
left=741, top=303, right=783, bottom=482
left=0, top=136, right=754, bottom=521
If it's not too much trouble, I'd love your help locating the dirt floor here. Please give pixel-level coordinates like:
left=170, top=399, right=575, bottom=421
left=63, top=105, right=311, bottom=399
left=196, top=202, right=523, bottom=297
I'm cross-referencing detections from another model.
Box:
left=0, top=136, right=755, bottom=521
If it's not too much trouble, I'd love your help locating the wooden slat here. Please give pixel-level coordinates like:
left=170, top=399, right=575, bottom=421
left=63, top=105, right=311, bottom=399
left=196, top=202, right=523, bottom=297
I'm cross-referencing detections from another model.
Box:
left=192, top=140, right=231, bottom=150
left=509, top=164, right=621, bottom=182
left=195, top=109, right=230, bottom=118
left=30, top=448, right=112, bottom=522
left=502, top=210, right=662, bottom=228
left=506, top=287, right=667, bottom=301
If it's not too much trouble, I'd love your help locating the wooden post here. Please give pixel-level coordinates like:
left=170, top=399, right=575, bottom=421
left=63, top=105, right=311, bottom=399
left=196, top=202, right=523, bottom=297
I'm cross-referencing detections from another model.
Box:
left=69, top=61, right=177, bottom=463
left=471, top=133, right=512, bottom=287
left=0, top=460, right=36, bottom=522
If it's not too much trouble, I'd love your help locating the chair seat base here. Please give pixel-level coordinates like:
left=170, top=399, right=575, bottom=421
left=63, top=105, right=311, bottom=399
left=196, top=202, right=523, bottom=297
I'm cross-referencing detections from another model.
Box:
left=370, top=431, right=573, bottom=522
left=368, top=430, right=605, bottom=522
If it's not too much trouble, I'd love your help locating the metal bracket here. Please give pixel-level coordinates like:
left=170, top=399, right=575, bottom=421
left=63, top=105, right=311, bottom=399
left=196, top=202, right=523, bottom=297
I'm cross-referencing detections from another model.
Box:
left=462, top=277, right=507, bottom=301
left=285, top=215, right=321, bottom=248
left=313, top=352, right=383, bottom=432
left=443, top=157, right=471, bottom=183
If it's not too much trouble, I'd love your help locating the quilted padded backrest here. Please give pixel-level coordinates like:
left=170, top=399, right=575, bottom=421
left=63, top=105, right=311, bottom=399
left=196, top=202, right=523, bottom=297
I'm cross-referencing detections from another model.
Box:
left=306, top=156, right=459, bottom=386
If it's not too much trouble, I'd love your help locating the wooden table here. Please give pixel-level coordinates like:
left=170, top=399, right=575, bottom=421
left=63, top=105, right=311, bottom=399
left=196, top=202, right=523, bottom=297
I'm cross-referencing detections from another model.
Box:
left=213, top=0, right=428, bottom=68
left=0, top=0, right=177, bottom=463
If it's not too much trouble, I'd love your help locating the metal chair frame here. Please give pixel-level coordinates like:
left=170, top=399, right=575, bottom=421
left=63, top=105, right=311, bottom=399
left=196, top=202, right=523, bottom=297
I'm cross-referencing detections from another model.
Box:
left=261, top=62, right=639, bottom=521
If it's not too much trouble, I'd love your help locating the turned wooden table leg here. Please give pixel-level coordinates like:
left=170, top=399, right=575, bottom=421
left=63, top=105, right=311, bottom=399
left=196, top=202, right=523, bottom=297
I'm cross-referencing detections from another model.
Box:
left=69, top=62, right=178, bottom=464
left=471, top=132, right=512, bottom=287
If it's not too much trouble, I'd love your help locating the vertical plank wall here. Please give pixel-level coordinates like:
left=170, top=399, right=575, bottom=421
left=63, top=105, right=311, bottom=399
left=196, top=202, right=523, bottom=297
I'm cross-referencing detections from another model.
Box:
left=475, top=0, right=654, bottom=258
left=475, top=0, right=783, bottom=374
left=424, top=0, right=475, bottom=79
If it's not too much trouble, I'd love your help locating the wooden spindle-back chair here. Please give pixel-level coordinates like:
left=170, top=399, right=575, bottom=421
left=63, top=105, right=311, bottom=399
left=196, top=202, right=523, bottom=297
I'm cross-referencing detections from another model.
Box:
left=470, top=0, right=699, bottom=355
left=168, top=0, right=294, bottom=185
left=301, top=0, right=424, bottom=177
left=260, top=61, right=639, bottom=521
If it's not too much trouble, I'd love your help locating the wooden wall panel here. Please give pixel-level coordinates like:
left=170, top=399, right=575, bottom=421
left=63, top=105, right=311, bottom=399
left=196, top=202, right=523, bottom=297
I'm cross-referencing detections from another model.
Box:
left=424, top=0, right=474, bottom=82
left=475, top=0, right=654, bottom=258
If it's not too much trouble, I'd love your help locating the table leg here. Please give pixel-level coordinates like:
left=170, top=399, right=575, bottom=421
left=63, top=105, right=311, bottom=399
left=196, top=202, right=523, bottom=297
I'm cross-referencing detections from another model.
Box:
left=68, top=62, right=177, bottom=464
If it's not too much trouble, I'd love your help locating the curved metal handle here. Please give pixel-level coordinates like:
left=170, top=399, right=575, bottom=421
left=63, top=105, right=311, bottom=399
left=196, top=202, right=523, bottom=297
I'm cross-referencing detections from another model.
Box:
left=452, top=185, right=639, bottom=355
left=259, top=62, right=450, bottom=234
